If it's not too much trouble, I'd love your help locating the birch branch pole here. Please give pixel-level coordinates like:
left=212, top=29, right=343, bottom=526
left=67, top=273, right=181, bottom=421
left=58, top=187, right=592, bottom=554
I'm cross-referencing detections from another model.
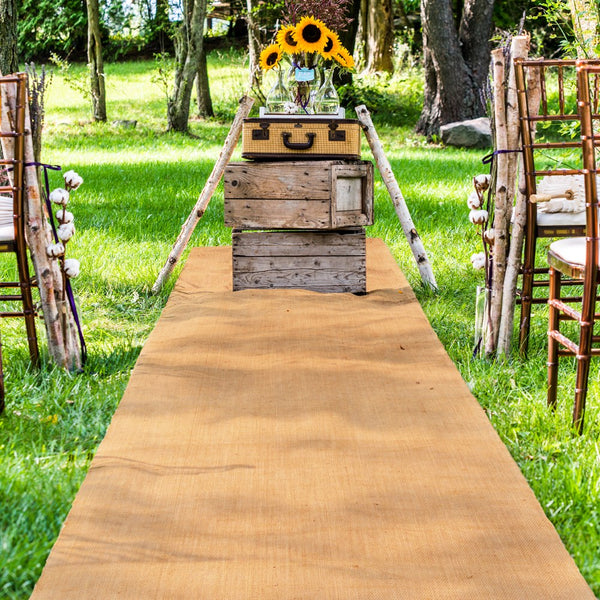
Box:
left=497, top=56, right=540, bottom=358
left=153, top=95, right=254, bottom=293
left=355, top=105, right=437, bottom=289
left=486, top=35, right=529, bottom=356
left=0, top=74, right=81, bottom=370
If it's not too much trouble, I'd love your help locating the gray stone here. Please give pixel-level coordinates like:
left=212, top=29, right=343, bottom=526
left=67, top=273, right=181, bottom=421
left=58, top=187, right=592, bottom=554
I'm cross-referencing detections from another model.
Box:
left=440, top=117, right=492, bottom=149
left=112, top=119, right=137, bottom=129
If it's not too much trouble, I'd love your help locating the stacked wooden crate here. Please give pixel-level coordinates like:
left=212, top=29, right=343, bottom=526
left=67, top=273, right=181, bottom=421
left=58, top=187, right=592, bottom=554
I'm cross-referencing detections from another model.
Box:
left=224, top=117, right=373, bottom=293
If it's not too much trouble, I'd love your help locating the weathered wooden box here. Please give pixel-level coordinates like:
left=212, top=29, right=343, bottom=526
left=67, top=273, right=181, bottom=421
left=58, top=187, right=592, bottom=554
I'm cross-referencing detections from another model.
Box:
left=232, top=229, right=366, bottom=293
left=224, top=160, right=373, bottom=230
left=241, top=118, right=361, bottom=160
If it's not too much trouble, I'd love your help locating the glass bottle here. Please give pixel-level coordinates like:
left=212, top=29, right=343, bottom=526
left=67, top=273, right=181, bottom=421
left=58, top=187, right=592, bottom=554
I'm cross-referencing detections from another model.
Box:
left=314, top=67, right=340, bottom=115
left=265, top=67, right=289, bottom=113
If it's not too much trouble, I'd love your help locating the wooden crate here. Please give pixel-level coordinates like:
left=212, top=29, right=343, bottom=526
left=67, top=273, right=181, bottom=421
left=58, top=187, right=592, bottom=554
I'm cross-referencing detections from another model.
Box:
left=224, top=160, right=373, bottom=230
left=241, top=118, right=361, bottom=160
left=232, top=229, right=366, bottom=293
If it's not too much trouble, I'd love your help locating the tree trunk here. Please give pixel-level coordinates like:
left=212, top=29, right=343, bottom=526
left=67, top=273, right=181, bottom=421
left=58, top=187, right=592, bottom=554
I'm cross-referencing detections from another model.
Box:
left=416, top=0, right=494, bottom=139
left=568, top=0, right=599, bottom=57
left=196, top=45, right=214, bottom=118
left=363, top=0, right=394, bottom=73
left=168, top=0, right=207, bottom=132
left=0, top=0, right=18, bottom=75
left=245, top=0, right=262, bottom=91
left=86, top=0, right=107, bottom=122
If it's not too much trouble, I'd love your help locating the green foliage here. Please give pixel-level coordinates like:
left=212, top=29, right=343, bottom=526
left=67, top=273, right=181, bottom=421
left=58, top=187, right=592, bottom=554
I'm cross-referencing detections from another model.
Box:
left=2, top=55, right=600, bottom=599
left=18, top=0, right=88, bottom=63
left=339, top=68, right=422, bottom=128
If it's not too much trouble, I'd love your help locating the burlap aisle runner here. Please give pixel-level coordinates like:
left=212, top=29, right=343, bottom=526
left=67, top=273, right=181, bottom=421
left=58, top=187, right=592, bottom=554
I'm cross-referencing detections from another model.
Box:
left=31, top=240, right=594, bottom=599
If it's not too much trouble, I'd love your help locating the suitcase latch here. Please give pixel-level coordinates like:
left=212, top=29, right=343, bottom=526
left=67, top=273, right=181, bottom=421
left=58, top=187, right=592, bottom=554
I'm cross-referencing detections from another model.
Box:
left=252, top=123, right=270, bottom=140
left=328, top=123, right=346, bottom=142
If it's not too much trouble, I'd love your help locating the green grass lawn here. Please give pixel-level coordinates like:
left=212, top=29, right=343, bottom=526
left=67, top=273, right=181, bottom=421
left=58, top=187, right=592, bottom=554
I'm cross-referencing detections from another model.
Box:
left=1, top=53, right=600, bottom=598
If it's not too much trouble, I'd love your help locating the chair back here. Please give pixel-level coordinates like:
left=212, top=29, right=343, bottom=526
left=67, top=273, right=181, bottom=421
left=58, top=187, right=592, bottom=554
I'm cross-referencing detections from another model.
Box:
left=0, top=73, right=27, bottom=251
left=576, top=61, right=600, bottom=303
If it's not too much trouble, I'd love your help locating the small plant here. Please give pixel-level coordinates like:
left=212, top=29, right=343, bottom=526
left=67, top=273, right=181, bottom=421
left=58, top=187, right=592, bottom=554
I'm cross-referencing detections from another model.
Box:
left=49, top=54, right=91, bottom=101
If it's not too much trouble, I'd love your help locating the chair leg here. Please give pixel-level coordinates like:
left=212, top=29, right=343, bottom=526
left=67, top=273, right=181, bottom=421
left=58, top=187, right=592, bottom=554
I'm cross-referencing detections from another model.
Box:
left=0, top=332, right=4, bottom=414
left=519, top=231, right=537, bottom=357
left=15, top=250, right=39, bottom=369
left=573, top=315, right=595, bottom=434
left=547, top=267, right=560, bottom=410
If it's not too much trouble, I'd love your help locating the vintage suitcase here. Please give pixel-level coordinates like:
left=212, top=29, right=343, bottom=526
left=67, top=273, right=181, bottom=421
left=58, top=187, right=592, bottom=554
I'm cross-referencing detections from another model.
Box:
left=232, top=228, right=366, bottom=293
left=224, top=160, right=373, bottom=230
left=241, top=117, right=361, bottom=160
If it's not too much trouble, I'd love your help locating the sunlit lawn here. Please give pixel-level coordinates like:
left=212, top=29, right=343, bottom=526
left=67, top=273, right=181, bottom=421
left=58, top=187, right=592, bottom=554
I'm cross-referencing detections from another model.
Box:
left=1, top=51, right=599, bottom=598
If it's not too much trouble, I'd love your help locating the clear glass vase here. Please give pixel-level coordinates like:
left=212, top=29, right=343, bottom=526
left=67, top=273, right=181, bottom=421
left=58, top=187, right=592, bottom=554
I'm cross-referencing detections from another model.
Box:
left=265, top=67, right=289, bottom=114
left=287, top=66, right=320, bottom=114
left=314, top=67, right=340, bottom=115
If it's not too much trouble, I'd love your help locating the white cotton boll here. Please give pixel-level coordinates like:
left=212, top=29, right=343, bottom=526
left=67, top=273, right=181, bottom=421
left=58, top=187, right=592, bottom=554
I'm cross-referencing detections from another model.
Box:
left=467, top=191, right=482, bottom=210
left=46, top=242, right=65, bottom=258
left=64, top=258, right=80, bottom=278
left=471, top=252, right=487, bottom=270
left=474, top=174, right=491, bottom=191
left=469, top=209, right=488, bottom=225
left=57, top=222, right=75, bottom=242
left=49, top=188, right=69, bottom=206
left=483, top=229, right=495, bottom=245
left=56, top=209, right=74, bottom=223
left=63, top=170, right=83, bottom=190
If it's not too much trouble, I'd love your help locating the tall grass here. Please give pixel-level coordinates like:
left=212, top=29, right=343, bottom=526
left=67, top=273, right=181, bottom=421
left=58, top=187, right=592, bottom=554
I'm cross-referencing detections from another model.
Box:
left=0, top=52, right=599, bottom=598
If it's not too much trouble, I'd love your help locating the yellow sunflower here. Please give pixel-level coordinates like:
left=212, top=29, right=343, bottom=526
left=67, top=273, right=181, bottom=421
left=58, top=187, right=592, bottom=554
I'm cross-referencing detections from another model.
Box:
left=294, top=16, right=328, bottom=53
left=320, top=30, right=342, bottom=59
left=259, top=44, right=283, bottom=71
left=333, top=46, right=355, bottom=69
left=276, top=24, right=299, bottom=54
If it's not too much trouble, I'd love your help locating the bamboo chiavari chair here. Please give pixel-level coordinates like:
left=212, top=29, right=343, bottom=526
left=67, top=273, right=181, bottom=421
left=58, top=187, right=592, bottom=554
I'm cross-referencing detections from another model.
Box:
left=546, top=61, right=600, bottom=433
left=514, top=59, right=600, bottom=355
left=0, top=72, right=40, bottom=401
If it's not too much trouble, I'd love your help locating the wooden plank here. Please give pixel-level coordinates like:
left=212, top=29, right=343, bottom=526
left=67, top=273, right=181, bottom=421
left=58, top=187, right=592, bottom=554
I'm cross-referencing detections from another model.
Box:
left=224, top=162, right=331, bottom=200
left=233, top=268, right=365, bottom=292
left=232, top=230, right=365, bottom=256
left=233, top=255, right=365, bottom=272
left=225, top=199, right=331, bottom=229
left=232, top=229, right=366, bottom=293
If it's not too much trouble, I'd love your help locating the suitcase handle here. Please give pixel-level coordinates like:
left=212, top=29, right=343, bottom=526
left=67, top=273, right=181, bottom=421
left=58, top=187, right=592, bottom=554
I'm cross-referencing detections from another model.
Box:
left=282, top=132, right=316, bottom=150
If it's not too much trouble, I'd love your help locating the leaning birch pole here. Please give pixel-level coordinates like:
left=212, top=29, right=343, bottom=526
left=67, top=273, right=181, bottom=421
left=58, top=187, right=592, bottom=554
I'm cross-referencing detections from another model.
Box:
left=498, top=49, right=540, bottom=358
left=486, top=49, right=510, bottom=355
left=355, top=104, right=437, bottom=289
left=1, top=74, right=81, bottom=369
left=153, top=95, right=254, bottom=293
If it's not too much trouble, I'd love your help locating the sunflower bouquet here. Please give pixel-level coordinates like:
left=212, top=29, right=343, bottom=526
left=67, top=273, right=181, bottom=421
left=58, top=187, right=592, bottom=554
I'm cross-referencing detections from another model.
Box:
left=258, top=13, right=354, bottom=115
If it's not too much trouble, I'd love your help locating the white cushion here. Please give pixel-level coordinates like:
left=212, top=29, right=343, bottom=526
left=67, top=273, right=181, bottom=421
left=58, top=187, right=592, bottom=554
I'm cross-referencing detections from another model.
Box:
left=511, top=205, right=586, bottom=227
left=536, top=210, right=586, bottom=227
left=0, top=196, right=14, bottom=241
left=549, top=237, right=586, bottom=266
left=0, top=224, right=14, bottom=242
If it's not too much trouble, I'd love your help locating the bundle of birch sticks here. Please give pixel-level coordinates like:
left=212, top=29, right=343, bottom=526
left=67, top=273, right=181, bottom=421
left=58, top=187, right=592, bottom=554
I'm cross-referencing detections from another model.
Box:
left=484, top=34, right=540, bottom=358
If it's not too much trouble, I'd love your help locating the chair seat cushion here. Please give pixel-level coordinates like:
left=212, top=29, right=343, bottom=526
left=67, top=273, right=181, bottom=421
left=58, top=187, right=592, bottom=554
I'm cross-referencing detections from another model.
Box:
left=548, top=237, right=586, bottom=267
left=536, top=210, right=586, bottom=227
left=0, top=223, right=14, bottom=242
left=511, top=206, right=586, bottom=227
left=0, top=196, right=14, bottom=241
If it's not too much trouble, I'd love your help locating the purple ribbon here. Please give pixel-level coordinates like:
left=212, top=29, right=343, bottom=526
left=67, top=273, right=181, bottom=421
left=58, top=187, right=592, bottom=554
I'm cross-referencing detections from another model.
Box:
left=26, top=162, right=87, bottom=366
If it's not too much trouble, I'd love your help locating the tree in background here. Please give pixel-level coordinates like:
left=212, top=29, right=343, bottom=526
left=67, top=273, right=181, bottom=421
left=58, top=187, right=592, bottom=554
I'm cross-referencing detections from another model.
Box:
left=196, top=44, right=214, bottom=117
left=356, top=0, right=394, bottom=73
left=0, top=0, right=18, bottom=74
left=416, top=0, right=494, bottom=139
left=567, top=0, right=599, bottom=56
left=87, top=0, right=107, bottom=121
left=168, top=0, right=209, bottom=131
